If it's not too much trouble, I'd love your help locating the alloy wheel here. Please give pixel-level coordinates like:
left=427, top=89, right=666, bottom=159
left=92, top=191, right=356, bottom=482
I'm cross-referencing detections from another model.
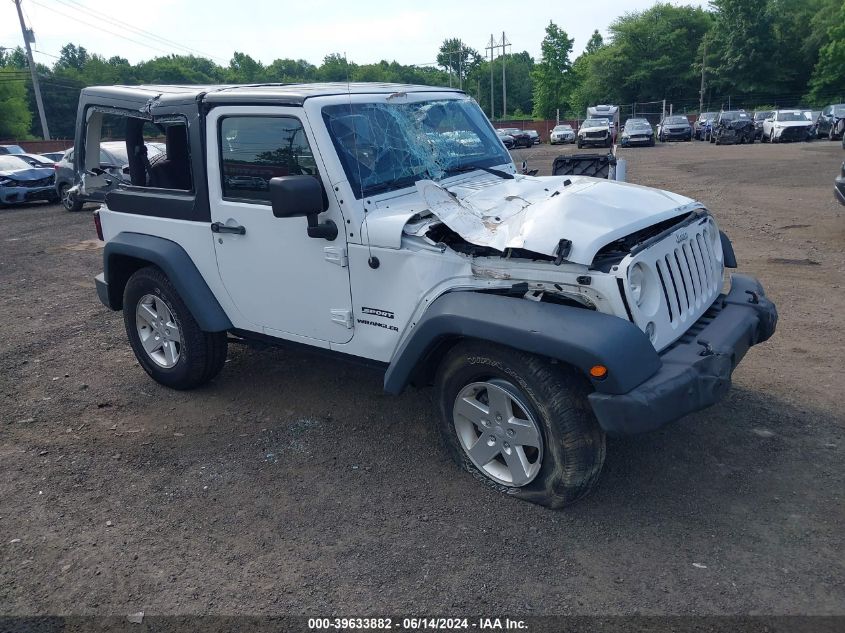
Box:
left=452, top=379, right=543, bottom=487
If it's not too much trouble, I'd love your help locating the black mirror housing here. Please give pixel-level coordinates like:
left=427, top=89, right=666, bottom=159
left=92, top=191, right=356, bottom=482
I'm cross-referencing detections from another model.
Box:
left=269, top=175, right=324, bottom=219
left=269, top=175, right=337, bottom=241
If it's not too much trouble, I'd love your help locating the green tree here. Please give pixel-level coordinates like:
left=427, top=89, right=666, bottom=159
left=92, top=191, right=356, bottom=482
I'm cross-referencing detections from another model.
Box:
left=569, top=4, right=711, bottom=111
left=807, top=0, right=845, bottom=101
left=317, top=53, right=353, bottom=82
left=584, top=30, right=604, bottom=55
left=531, top=22, right=574, bottom=118
left=437, top=38, right=481, bottom=86
left=0, top=67, right=32, bottom=138
left=227, top=52, right=265, bottom=83
left=708, top=0, right=778, bottom=93
left=56, top=44, right=90, bottom=72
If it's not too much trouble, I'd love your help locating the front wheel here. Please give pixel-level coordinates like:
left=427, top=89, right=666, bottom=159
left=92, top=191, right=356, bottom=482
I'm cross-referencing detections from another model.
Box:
left=434, top=341, right=606, bottom=508
left=123, top=266, right=227, bottom=390
left=60, top=184, right=83, bottom=212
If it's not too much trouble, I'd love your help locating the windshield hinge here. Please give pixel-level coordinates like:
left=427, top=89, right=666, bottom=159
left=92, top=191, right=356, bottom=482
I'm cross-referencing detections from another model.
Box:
left=331, top=309, right=353, bottom=329
left=324, top=246, right=348, bottom=267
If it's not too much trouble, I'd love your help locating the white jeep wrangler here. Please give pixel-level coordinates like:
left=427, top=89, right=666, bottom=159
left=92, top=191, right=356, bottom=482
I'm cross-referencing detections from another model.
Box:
left=82, top=83, right=777, bottom=508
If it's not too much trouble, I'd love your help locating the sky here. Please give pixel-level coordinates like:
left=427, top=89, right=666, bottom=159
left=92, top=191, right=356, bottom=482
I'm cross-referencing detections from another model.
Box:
left=1, top=0, right=710, bottom=70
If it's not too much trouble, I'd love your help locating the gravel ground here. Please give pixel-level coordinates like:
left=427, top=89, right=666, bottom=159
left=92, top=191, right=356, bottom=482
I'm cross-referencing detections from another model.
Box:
left=1, top=139, right=843, bottom=616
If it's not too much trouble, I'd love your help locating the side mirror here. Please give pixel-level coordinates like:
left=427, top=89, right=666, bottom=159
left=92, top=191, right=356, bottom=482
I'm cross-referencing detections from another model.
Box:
left=269, top=175, right=337, bottom=241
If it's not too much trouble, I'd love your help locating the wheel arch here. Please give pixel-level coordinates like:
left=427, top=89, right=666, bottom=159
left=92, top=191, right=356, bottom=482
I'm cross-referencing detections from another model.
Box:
left=384, top=291, right=661, bottom=397
left=103, top=232, right=232, bottom=332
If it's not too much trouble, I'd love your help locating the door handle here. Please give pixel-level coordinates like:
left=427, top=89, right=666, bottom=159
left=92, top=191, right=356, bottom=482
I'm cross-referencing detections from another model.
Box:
left=211, top=222, right=246, bottom=235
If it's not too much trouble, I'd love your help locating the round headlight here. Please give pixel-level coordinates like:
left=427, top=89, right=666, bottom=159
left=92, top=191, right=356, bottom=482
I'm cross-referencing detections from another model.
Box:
left=629, top=263, right=646, bottom=306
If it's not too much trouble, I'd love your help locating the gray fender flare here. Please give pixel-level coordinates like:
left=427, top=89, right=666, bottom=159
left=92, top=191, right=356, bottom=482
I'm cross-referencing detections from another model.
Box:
left=383, top=292, right=661, bottom=396
left=103, top=232, right=232, bottom=332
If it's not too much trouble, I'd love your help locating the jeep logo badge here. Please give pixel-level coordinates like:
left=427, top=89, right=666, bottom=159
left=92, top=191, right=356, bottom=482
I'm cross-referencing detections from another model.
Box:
left=676, top=232, right=688, bottom=242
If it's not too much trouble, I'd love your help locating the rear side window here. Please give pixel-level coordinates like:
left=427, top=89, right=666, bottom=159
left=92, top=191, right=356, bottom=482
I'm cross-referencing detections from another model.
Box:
left=219, top=116, right=318, bottom=203
left=84, top=111, right=192, bottom=192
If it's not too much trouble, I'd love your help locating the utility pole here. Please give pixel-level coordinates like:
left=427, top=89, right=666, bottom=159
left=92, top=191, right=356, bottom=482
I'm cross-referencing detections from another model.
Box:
left=14, top=0, right=50, bottom=140
left=699, top=40, right=706, bottom=116
left=485, top=34, right=496, bottom=120
left=501, top=31, right=510, bottom=120
left=458, top=39, right=463, bottom=90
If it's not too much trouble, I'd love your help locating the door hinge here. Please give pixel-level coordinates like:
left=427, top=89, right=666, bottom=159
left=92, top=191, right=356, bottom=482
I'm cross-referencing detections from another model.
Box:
left=324, top=246, right=348, bottom=267
left=331, top=309, right=353, bottom=329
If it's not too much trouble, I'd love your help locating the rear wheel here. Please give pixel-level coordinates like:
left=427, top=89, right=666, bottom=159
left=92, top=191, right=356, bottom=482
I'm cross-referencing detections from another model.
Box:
left=434, top=341, right=606, bottom=508
left=123, top=266, right=227, bottom=390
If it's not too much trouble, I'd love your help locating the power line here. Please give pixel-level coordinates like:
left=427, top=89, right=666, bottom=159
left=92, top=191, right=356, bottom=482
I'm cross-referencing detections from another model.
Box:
left=51, top=0, right=228, bottom=63
left=27, top=0, right=189, bottom=58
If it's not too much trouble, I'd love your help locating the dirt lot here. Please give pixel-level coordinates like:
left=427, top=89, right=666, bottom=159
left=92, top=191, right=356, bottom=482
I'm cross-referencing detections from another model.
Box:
left=1, top=139, right=844, bottom=617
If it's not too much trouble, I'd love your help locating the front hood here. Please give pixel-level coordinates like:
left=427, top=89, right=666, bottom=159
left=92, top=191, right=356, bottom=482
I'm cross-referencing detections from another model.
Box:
left=0, top=167, right=54, bottom=181
left=722, top=119, right=753, bottom=130
left=774, top=121, right=811, bottom=128
left=579, top=125, right=608, bottom=134
left=365, top=174, right=700, bottom=266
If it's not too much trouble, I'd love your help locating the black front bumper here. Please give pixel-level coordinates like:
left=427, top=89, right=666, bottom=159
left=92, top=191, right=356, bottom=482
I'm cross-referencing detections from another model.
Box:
left=835, top=164, right=845, bottom=205
left=589, top=274, right=777, bottom=435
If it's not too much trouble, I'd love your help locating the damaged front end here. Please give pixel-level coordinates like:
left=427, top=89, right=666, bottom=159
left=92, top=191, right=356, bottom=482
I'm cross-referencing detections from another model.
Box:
left=715, top=118, right=754, bottom=144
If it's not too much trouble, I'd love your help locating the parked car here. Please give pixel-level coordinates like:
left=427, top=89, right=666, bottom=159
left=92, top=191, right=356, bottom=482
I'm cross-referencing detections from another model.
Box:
left=15, top=153, right=57, bottom=168
left=762, top=109, right=813, bottom=143
left=40, top=151, right=67, bottom=162
left=711, top=110, right=754, bottom=145
left=694, top=112, right=716, bottom=140
left=576, top=118, right=613, bottom=148
left=836, top=162, right=845, bottom=205
left=0, top=154, right=58, bottom=207
left=55, top=141, right=163, bottom=211
left=657, top=115, right=692, bottom=142
left=620, top=118, right=655, bottom=147
left=495, top=129, right=515, bottom=149
left=0, top=144, right=26, bottom=155
left=84, top=82, right=777, bottom=508
left=549, top=124, right=575, bottom=144
left=815, top=104, right=845, bottom=140
left=753, top=110, right=774, bottom=140
left=525, top=129, right=540, bottom=145
left=497, top=128, right=531, bottom=148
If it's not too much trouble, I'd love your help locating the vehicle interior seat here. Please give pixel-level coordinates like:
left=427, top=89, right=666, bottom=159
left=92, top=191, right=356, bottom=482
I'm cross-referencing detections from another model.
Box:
left=148, top=125, right=192, bottom=190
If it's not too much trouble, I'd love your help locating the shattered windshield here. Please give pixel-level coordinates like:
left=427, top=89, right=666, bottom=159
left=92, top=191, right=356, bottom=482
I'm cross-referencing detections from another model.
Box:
left=777, top=111, right=807, bottom=122
left=582, top=119, right=607, bottom=128
left=322, top=98, right=511, bottom=198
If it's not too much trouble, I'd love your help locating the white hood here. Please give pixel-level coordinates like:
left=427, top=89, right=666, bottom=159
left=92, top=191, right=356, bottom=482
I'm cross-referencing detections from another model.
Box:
left=365, top=174, right=702, bottom=266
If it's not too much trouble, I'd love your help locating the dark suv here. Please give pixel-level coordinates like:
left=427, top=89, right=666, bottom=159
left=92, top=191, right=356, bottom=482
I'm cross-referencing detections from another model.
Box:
left=712, top=110, right=754, bottom=145
left=815, top=104, right=845, bottom=140
left=753, top=110, right=774, bottom=140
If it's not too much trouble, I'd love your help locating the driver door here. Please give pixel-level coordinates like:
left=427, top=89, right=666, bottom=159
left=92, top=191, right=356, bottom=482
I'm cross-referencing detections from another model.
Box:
left=206, top=106, right=353, bottom=345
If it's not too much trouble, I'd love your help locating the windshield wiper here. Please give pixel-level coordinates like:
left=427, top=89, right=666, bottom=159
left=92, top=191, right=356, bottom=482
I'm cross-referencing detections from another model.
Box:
left=444, top=164, right=514, bottom=180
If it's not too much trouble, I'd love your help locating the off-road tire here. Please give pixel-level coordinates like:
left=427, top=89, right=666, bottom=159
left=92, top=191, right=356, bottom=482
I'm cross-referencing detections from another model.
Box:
left=434, top=341, right=606, bottom=509
left=123, top=266, right=227, bottom=390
